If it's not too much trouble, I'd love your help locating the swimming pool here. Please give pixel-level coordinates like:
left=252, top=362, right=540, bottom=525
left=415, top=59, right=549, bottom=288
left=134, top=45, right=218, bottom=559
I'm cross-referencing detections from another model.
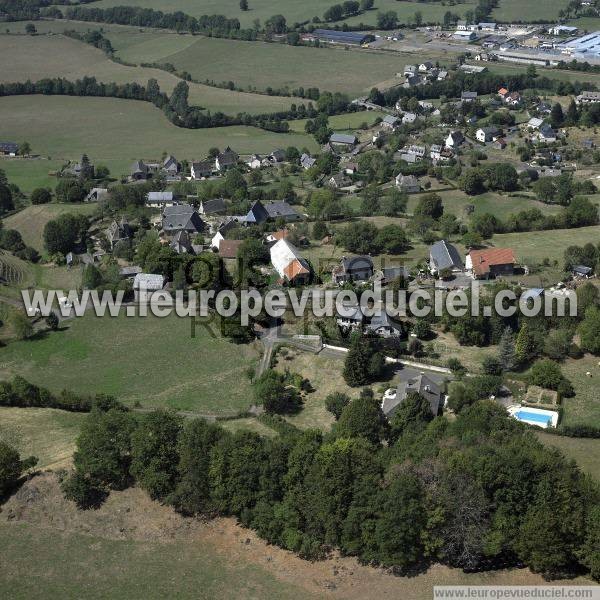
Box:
left=514, top=411, right=552, bottom=426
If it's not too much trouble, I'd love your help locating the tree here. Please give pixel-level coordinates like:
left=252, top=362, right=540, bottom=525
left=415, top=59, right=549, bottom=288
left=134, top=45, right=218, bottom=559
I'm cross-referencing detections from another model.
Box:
left=497, top=327, right=516, bottom=371
left=82, top=264, right=103, bottom=289
left=0, top=441, right=36, bottom=497
left=12, top=312, right=33, bottom=340
left=580, top=506, right=600, bottom=581
left=374, top=224, right=409, bottom=254
left=338, top=221, right=379, bottom=254
left=527, top=359, right=571, bottom=394
left=44, top=213, right=88, bottom=254
left=312, top=221, right=329, bottom=240
left=460, top=169, right=485, bottom=195
left=343, top=334, right=384, bottom=386
left=486, top=163, right=518, bottom=192
left=238, top=238, right=269, bottom=267
left=578, top=305, right=600, bottom=354
left=388, top=391, right=434, bottom=442
left=25, top=23, right=36, bottom=35
left=0, top=183, right=14, bottom=214
left=240, top=0, right=248, bottom=10
left=19, top=141, right=31, bottom=156
left=482, top=355, right=503, bottom=376
left=380, top=190, right=407, bottom=217
left=30, top=187, right=51, bottom=205
left=55, top=178, right=85, bottom=203
left=325, top=392, right=350, bottom=420
left=45, top=312, right=59, bottom=331
left=361, top=0, right=374, bottom=9
left=377, top=10, right=398, bottom=29
left=550, top=102, right=564, bottom=128
left=414, top=193, right=443, bottom=220
left=334, top=395, right=388, bottom=445
left=515, top=322, right=536, bottom=367
left=265, top=14, right=287, bottom=33
left=253, top=371, right=301, bottom=414
left=131, top=410, right=183, bottom=501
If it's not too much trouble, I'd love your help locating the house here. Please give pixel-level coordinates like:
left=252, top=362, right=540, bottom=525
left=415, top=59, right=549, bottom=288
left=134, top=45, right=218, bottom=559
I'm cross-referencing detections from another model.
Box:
left=466, top=247, right=516, bottom=279
left=457, top=20, right=467, bottom=30
left=429, top=240, right=463, bottom=276
left=505, top=91, right=522, bottom=106
left=573, top=265, right=593, bottom=278
left=200, top=198, right=227, bottom=216
left=328, top=173, right=351, bottom=188
left=396, top=174, right=421, bottom=194
left=330, top=133, right=357, bottom=148
left=365, top=312, right=403, bottom=338
left=537, top=124, right=557, bottom=143
left=191, top=160, right=213, bottom=179
left=245, top=200, right=270, bottom=225
left=498, top=87, right=509, bottom=99
left=537, top=101, right=552, bottom=114
left=269, top=149, right=286, bottom=163
left=146, top=191, right=174, bottom=208
left=131, top=160, right=149, bottom=181
left=403, top=74, right=423, bottom=88
left=576, top=91, right=600, bottom=105
left=418, top=100, right=434, bottom=111
left=211, top=231, right=225, bottom=250
left=404, top=65, right=418, bottom=76
left=527, top=117, right=544, bottom=130
left=215, top=147, right=238, bottom=172
left=119, top=265, right=142, bottom=279
left=332, top=256, right=374, bottom=284
left=336, top=304, right=365, bottom=330
left=344, top=162, right=358, bottom=175
left=381, top=374, right=442, bottom=420
left=270, top=239, right=311, bottom=285
left=493, top=138, right=507, bottom=150
left=163, top=155, right=179, bottom=176
left=476, top=126, right=500, bottom=143
left=218, top=239, right=243, bottom=259
left=403, top=144, right=426, bottom=158
left=446, top=130, right=464, bottom=148
left=437, top=70, right=448, bottom=81
left=265, top=201, right=301, bottom=221
left=382, top=115, right=400, bottom=130
left=170, top=230, right=194, bottom=254
left=549, top=24, right=578, bottom=36
left=300, top=153, right=316, bottom=170
left=246, top=154, right=263, bottom=170
left=85, top=187, right=108, bottom=203
left=0, top=142, right=18, bottom=156
left=133, top=273, right=165, bottom=301
left=454, top=30, right=477, bottom=41
left=105, top=217, right=132, bottom=250
left=162, top=204, right=204, bottom=236
left=401, top=112, right=417, bottom=124
left=419, top=61, right=433, bottom=72
left=461, top=91, right=478, bottom=103
left=479, top=22, right=497, bottom=31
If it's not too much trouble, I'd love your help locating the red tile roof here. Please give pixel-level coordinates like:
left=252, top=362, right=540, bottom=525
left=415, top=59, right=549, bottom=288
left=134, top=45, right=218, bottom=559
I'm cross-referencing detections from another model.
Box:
left=218, top=239, right=243, bottom=259
left=283, top=259, right=310, bottom=281
left=469, top=247, right=516, bottom=277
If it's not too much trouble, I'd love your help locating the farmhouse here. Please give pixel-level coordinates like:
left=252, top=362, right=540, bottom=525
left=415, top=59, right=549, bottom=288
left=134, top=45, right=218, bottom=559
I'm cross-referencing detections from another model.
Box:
left=170, top=230, right=195, bottom=255
left=429, top=240, right=463, bottom=276
left=396, top=174, right=421, bottom=194
left=446, top=130, right=464, bottom=148
left=365, top=312, right=403, bottom=338
left=215, top=147, right=239, bottom=172
left=466, top=247, right=516, bottom=279
left=245, top=200, right=300, bottom=224
left=330, top=133, right=357, bottom=148
left=199, top=198, right=227, bottom=216
left=105, top=217, right=132, bottom=250
left=191, top=160, right=213, bottom=179
left=328, top=173, right=351, bottom=188
left=162, top=204, right=204, bottom=236
left=332, top=256, right=374, bottom=284
left=300, top=153, right=316, bottom=170
left=381, top=374, right=443, bottom=420
left=381, top=115, right=400, bottom=130
left=163, top=155, right=180, bottom=177
left=130, top=160, right=158, bottom=181
left=85, top=187, right=108, bottom=203
left=0, top=142, right=18, bottom=156
left=146, top=191, right=174, bottom=208
left=246, top=154, right=263, bottom=170
left=270, top=239, right=310, bottom=285
left=133, top=273, right=165, bottom=301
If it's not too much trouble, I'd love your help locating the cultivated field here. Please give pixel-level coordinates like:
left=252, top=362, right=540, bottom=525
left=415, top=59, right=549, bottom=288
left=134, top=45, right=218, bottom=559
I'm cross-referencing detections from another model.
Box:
left=111, top=34, right=438, bottom=95
left=0, top=407, right=85, bottom=470
left=0, top=95, right=317, bottom=176
left=0, top=34, right=300, bottom=114
left=4, top=204, right=97, bottom=251
left=0, top=312, right=261, bottom=414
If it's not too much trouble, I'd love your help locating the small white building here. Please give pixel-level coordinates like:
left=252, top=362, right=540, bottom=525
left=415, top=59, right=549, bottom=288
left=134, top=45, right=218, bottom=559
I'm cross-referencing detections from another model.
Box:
left=133, top=273, right=165, bottom=302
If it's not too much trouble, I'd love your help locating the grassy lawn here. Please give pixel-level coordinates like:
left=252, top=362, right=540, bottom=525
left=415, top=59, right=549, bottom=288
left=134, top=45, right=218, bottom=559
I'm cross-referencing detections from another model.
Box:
left=0, top=407, right=85, bottom=469
left=0, top=312, right=261, bottom=414
left=485, top=61, right=600, bottom=87
left=288, top=110, right=385, bottom=133
left=112, top=34, right=435, bottom=95
left=537, top=431, right=600, bottom=482
left=0, top=159, right=65, bottom=194
left=492, top=0, right=569, bottom=21
left=560, top=355, right=600, bottom=428
left=0, top=95, right=317, bottom=177
left=0, top=33, right=299, bottom=115
left=4, top=203, right=98, bottom=251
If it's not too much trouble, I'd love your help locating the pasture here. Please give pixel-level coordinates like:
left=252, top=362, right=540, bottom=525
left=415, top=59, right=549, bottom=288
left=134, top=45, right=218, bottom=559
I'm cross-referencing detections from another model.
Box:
left=0, top=158, right=65, bottom=193
left=0, top=34, right=299, bottom=114
left=492, top=0, right=569, bottom=22
left=0, top=407, right=85, bottom=470
left=4, top=203, right=98, bottom=251
left=537, top=431, right=600, bottom=481
left=112, top=34, right=435, bottom=95
left=91, top=0, right=475, bottom=27
left=0, top=95, right=317, bottom=177
left=0, top=312, right=261, bottom=414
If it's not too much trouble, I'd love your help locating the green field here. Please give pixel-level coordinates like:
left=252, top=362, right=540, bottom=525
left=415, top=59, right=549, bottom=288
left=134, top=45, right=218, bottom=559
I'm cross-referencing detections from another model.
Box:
left=492, top=0, right=569, bottom=21
left=0, top=312, right=261, bottom=414
left=0, top=159, right=65, bottom=193
left=485, top=61, right=600, bottom=87
left=0, top=407, right=85, bottom=469
left=0, top=95, right=317, bottom=177
left=111, top=34, right=431, bottom=95
left=537, top=431, right=600, bottom=481
left=91, top=0, right=474, bottom=27
left=0, top=33, right=299, bottom=114
left=4, top=204, right=98, bottom=251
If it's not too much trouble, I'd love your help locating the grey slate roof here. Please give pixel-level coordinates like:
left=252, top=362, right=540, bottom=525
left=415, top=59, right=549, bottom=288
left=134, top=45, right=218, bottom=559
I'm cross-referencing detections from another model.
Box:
left=202, top=198, right=227, bottom=215
left=382, top=374, right=442, bottom=419
left=430, top=240, right=463, bottom=272
left=330, top=133, right=357, bottom=145
left=162, top=204, right=203, bottom=233
left=265, top=202, right=300, bottom=219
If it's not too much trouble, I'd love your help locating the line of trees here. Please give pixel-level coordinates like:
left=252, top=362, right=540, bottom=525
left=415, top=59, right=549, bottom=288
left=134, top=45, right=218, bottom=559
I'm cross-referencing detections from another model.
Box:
left=60, top=399, right=600, bottom=581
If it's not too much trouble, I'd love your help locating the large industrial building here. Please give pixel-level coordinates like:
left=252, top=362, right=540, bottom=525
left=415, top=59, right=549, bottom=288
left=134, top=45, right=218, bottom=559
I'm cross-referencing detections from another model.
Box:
left=309, top=29, right=374, bottom=45
left=558, top=31, right=600, bottom=60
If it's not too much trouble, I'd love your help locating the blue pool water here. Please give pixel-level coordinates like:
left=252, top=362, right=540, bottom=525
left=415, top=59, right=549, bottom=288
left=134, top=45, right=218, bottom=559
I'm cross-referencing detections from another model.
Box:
left=515, top=411, right=552, bottom=425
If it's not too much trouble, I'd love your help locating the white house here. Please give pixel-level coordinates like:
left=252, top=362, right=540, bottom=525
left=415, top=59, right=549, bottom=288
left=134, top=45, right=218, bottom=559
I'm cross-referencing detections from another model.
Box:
left=246, top=154, right=263, bottom=169
left=476, top=126, right=500, bottom=143
left=270, top=239, right=310, bottom=285
left=446, top=130, right=464, bottom=148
